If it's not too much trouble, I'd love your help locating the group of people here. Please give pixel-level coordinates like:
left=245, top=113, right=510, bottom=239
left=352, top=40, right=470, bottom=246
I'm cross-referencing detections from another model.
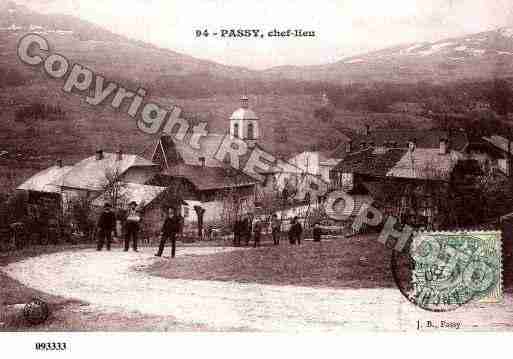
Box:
left=96, top=201, right=183, bottom=258
left=233, top=214, right=305, bottom=247
left=96, top=203, right=320, bottom=256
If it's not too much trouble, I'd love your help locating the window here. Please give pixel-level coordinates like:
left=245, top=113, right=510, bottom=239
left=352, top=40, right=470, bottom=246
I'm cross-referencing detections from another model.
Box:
left=247, top=123, right=254, bottom=139
left=183, top=205, right=189, bottom=218
left=233, top=123, right=239, bottom=138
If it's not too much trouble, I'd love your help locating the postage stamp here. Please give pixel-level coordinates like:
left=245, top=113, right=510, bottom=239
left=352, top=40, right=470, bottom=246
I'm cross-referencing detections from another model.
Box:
left=405, top=230, right=502, bottom=311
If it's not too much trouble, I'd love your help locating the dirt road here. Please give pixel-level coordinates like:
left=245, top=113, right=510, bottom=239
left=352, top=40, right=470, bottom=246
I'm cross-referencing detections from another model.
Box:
left=3, top=247, right=513, bottom=332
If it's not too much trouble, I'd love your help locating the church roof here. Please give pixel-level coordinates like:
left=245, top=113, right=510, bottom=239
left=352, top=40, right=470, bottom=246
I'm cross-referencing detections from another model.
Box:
left=230, top=108, right=259, bottom=120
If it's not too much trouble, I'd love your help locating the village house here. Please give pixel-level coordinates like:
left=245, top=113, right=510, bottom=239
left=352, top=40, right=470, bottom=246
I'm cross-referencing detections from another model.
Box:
left=330, top=127, right=489, bottom=229
left=16, top=150, right=161, bottom=223
left=287, top=151, right=342, bottom=184
left=480, top=134, right=513, bottom=176
left=47, top=150, right=160, bottom=205
left=16, top=160, right=74, bottom=221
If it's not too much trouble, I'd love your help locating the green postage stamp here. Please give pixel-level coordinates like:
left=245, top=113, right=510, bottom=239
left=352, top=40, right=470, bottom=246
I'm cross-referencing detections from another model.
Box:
left=409, top=230, right=502, bottom=311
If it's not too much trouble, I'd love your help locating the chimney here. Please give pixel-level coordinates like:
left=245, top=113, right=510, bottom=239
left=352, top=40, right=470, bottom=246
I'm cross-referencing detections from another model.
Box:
left=199, top=156, right=206, bottom=167
left=117, top=149, right=123, bottom=161
left=363, top=124, right=370, bottom=136
left=345, top=140, right=352, bottom=153
left=95, top=149, right=104, bottom=160
left=439, top=138, right=448, bottom=155
left=56, top=159, right=63, bottom=168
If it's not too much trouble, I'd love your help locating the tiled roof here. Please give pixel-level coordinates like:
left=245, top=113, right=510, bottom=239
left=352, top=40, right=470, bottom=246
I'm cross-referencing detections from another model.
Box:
left=17, top=165, right=73, bottom=193
left=386, top=148, right=459, bottom=181
left=92, top=183, right=167, bottom=208
left=50, top=153, right=157, bottom=191
left=334, top=148, right=407, bottom=177
left=165, top=164, right=257, bottom=191
left=334, top=147, right=459, bottom=181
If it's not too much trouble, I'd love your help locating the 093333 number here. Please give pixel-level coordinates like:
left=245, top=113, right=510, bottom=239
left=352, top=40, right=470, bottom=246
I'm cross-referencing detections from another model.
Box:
left=35, top=342, right=67, bottom=351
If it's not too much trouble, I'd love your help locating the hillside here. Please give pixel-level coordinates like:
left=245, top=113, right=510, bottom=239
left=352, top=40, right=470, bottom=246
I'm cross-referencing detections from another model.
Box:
left=265, top=28, right=513, bottom=84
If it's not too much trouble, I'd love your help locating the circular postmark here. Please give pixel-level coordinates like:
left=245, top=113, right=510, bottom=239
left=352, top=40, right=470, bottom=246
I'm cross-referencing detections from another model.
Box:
left=391, top=232, right=501, bottom=312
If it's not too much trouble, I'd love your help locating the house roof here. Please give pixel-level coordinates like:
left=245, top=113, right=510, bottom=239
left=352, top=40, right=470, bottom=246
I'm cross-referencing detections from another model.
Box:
left=17, top=165, right=73, bottom=193
left=482, top=135, right=513, bottom=155
left=332, top=129, right=468, bottom=158
left=386, top=148, right=458, bottom=181
left=334, top=147, right=459, bottom=181
left=164, top=164, right=258, bottom=191
left=173, top=134, right=226, bottom=167
left=92, top=182, right=167, bottom=208
left=50, top=153, right=157, bottom=191
left=334, top=148, right=407, bottom=177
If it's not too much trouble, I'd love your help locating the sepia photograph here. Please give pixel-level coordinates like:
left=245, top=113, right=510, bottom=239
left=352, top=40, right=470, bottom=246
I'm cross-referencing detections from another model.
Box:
left=2, top=0, right=513, bottom=354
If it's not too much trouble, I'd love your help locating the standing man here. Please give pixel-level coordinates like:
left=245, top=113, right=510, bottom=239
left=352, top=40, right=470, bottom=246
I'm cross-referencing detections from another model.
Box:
left=97, top=203, right=116, bottom=251
left=253, top=218, right=262, bottom=248
left=156, top=207, right=183, bottom=258
left=233, top=217, right=241, bottom=247
left=124, top=201, right=141, bottom=252
left=289, top=216, right=303, bottom=246
left=294, top=217, right=303, bottom=246
left=288, top=217, right=296, bottom=245
left=271, top=214, right=281, bottom=245
left=241, top=214, right=251, bottom=246
left=313, top=222, right=322, bottom=242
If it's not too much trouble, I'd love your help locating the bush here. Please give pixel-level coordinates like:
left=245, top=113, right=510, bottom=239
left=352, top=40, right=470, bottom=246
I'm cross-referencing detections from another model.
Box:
left=14, top=103, right=66, bottom=123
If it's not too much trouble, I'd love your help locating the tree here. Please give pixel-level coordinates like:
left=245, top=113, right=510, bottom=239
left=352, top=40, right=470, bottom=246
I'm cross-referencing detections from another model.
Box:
left=487, top=78, right=513, bottom=116
left=219, top=168, right=252, bottom=229
left=273, top=121, right=289, bottom=143
left=313, top=107, right=334, bottom=123
left=102, top=166, right=129, bottom=209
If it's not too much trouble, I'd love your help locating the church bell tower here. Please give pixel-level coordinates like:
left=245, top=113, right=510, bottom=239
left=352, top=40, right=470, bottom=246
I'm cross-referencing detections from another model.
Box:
left=229, top=95, right=260, bottom=147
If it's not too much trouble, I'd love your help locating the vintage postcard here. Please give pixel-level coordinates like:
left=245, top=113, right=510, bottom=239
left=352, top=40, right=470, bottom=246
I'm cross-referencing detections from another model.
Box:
left=3, top=0, right=513, bottom=350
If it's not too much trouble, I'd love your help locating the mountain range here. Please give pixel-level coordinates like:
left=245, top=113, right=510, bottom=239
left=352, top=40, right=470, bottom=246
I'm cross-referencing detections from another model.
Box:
left=2, top=0, right=513, bottom=88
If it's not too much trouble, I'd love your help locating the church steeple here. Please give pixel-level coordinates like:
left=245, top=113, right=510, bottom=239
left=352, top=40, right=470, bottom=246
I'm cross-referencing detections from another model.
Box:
left=229, top=95, right=259, bottom=147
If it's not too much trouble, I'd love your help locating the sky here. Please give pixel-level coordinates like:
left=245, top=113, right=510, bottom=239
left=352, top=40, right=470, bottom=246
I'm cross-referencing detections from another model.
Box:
left=15, top=0, right=513, bottom=69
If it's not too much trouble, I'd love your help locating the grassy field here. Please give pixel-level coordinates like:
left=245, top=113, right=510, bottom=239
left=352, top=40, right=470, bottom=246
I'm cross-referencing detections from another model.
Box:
left=148, top=234, right=395, bottom=289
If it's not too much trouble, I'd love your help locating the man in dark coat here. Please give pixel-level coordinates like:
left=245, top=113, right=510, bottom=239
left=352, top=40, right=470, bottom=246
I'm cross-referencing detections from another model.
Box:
left=124, top=201, right=141, bottom=252
left=156, top=207, right=183, bottom=258
left=289, top=216, right=303, bottom=245
left=271, top=214, right=281, bottom=245
left=97, top=203, right=116, bottom=251
left=253, top=218, right=263, bottom=248
left=233, top=218, right=241, bottom=246
left=241, top=215, right=251, bottom=246
left=313, top=222, right=322, bottom=242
